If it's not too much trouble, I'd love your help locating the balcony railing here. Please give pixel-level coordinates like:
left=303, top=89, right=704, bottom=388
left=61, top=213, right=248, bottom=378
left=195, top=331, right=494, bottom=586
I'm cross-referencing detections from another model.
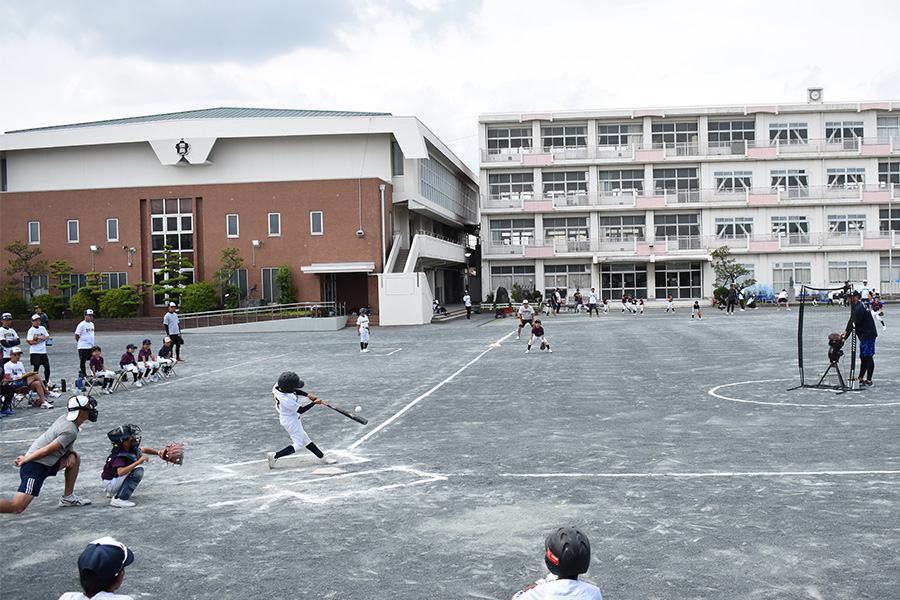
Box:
left=483, top=231, right=900, bottom=258
left=482, top=137, right=900, bottom=164
left=481, top=183, right=900, bottom=211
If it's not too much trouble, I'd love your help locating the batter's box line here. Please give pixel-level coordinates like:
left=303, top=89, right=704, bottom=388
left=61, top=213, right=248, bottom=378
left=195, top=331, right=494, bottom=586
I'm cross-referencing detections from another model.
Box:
left=708, top=378, right=900, bottom=408
left=207, top=468, right=447, bottom=508
left=212, top=450, right=368, bottom=475
left=264, top=465, right=445, bottom=490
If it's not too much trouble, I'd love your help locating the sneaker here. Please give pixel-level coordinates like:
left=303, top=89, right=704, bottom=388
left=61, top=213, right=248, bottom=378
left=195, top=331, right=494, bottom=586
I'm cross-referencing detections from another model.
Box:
left=109, top=497, right=135, bottom=508
left=516, top=335, right=520, bottom=340
left=59, top=495, right=91, bottom=507
left=864, top=380, right=873, bottom=387
left=548, top=349, right=553, bottom=353
left=266, top=452, right=277, bottom=469
left=1, top=409, right=14, bottom=415
left=320, top=456, right=337, bottom=465
left=47, top=391, right=61, bottom=398
left=134, top=381, right=143, bottom=387
left=525, top=349, right=530, bottom=353
left=177, top=358, right=185, bottom=363
left=361, top=349, right=369, bottom=353
left=40, top=401, right=53, bottom=409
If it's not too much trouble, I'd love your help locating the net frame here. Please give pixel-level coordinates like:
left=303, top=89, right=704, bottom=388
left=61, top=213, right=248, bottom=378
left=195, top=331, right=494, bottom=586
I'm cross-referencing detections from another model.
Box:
left=796, top=285, right=856, bottom=390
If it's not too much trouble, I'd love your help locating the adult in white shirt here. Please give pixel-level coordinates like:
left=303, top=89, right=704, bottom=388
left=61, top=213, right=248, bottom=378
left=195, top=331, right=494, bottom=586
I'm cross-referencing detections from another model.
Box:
left=163, top=302, right=184, bottom=362
left=74, top=309, right=96, bottom=377
left=517, top=299, right=536, bottom=340
left=0, top=311, right=21, bottom=369
left=858, top=280, right=872, bottom=306
left=463, top=291, right=472, bottom=319
left=26, top=314, right=52, bottom=385
left=587, top=288, right=599, bottom=317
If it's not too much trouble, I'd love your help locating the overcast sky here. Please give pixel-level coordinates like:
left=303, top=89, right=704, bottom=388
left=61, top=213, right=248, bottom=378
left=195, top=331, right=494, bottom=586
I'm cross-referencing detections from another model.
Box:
left=2, top=0, right=899, bottom=171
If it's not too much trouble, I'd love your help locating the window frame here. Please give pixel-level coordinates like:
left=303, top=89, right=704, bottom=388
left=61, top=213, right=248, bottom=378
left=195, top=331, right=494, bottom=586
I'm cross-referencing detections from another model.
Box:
left=226, top=214, right=240, bottom=238
left=268, top=212, right=281, bottom=237
left=106, top=218, right=119, bottom=243
left=28, top=221, right=40, bottom=245
left=67, top=220, right=80, bottom=243
left=310, top=211, right=324, bottom=236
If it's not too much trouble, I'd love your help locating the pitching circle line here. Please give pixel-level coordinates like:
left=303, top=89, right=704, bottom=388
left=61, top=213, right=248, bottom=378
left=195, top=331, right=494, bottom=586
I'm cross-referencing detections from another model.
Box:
left=708, top=378, right=900, bottom=408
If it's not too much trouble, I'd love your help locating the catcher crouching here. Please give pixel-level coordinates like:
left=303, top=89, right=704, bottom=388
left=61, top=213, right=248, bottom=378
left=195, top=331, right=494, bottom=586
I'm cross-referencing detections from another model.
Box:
left=102, top=424, right=184, bottom=508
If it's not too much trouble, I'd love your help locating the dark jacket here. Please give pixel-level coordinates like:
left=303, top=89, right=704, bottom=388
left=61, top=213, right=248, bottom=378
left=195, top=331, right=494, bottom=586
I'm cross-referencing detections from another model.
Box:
left=846, top=301, right=877, bottom=342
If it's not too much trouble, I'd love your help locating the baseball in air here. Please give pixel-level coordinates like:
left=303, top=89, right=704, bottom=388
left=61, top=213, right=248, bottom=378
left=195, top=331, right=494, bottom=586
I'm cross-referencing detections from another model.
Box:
left=355, top=406, right=362, bottom=413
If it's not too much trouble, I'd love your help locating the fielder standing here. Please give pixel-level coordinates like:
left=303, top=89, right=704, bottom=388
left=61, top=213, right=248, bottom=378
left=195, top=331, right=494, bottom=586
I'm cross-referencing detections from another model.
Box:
left=357, top=308, right=370, bottom=353
left=266, top=372, right=337, bottom=468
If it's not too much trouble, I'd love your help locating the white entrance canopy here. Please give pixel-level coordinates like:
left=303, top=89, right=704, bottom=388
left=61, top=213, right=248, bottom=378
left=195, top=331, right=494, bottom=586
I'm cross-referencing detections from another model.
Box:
left=300, top=262, right=376, bottom=274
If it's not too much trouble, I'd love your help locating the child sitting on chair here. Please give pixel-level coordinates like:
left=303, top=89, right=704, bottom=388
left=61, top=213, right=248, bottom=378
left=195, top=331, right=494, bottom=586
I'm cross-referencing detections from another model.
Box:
left=137, top=339, right=160, bottom=382
left=89, top=346, right=116, bottom=395
left=119, top=344, right=143, bottom=388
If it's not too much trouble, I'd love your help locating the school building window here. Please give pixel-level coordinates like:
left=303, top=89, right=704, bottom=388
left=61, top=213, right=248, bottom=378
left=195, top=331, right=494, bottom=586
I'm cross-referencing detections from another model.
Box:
left=772, top=215, right=809, bottom=244
left=878, top=161, right=899, bottom=186
left=655, top=262, right=702, bottom=300
left=310, top=211, right=323, bottom=235
left=715, top=217, right=753, bottom=239
left=880, top=208, right=900, bottom=232
left=601, top=263, right=647, bottom=300
left=101, top=272, right=128, bottom=289
left=828, top=261, right=867, bottom=284
left=544, top=264, right=590, bottom=298
left=28, top=221, right=40, bottom=244
left=598, top=123, right=642, bottom=147
left=769, top=123, right=808, bottom=144
left=227, top=214, right=239, bottom=238
left=67, top=220, right=79, bottom=243
left=881, top=256, right=900, bottom=283
left=486, top=127, right=533, bottom=155
left=261, top=267, right=279, bottom=303
left=599, top=215, right=645, bottom=241
left=23, top=274, right=49, bottom=297
left=772, top=262, right=811, bottom=291
left=827, top=214, right=866, bottom=235
left=150, top=197, right=195, bottom=305
left=268, top=213, right=281, bottom=237
left=63, top=273, right=89, bottom=298
left=488, top=173, right=534, bottom=201
left=106, top=218, right=119, bottom=242
left=714, top=171, right=752, bottom=192
left=490, top=219, right=535, bottom=247
left=489, top=265, right=535, bottom=294
left=598, top=169, right=644, bottom=194
left=541, top=125, right=587, bottom=151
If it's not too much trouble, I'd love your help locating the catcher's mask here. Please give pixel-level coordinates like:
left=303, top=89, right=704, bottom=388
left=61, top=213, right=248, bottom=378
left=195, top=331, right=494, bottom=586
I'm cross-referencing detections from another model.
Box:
left=107, top=424, right=142, bottom=449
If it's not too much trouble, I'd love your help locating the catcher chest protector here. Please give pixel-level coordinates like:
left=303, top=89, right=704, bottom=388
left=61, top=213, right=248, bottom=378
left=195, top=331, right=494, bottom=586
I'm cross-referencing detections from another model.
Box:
left=544, top=527, right=591, bottom=577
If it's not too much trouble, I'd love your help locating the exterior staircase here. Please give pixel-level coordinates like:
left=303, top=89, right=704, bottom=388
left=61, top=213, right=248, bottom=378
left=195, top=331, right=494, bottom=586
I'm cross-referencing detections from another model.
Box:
left=392, top=249, right=410, bottom=273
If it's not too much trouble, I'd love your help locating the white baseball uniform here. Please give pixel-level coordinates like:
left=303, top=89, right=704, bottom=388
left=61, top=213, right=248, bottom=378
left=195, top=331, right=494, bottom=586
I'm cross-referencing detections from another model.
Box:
left=273, top=385, right=312, bottom=450
left=357, top=313, right=370, bottom=343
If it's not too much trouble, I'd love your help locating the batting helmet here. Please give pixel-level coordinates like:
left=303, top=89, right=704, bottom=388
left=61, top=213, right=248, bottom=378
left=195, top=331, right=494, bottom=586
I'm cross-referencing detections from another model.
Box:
left=107, top=423, right=142, bottom=448
left=277, top=371, right=303, bottom=393
left=544, top=526, right=591, bottom=577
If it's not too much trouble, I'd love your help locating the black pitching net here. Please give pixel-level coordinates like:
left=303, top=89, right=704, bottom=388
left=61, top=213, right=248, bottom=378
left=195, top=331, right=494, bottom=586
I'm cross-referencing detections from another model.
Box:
left=797, top=285, right=855, bottom=390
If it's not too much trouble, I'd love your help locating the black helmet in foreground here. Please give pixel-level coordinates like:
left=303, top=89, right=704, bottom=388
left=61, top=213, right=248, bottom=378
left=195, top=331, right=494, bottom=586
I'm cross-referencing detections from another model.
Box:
left=544, top=526, right=591, bottom=576
left=107, top=423, right=142, bottom=448
left=277, top=371, right=303, bottom=393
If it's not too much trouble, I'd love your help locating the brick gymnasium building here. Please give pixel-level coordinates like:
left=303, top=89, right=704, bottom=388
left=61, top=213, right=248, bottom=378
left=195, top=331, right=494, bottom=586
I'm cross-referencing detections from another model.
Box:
left=0, top=108, right=479, bottom=325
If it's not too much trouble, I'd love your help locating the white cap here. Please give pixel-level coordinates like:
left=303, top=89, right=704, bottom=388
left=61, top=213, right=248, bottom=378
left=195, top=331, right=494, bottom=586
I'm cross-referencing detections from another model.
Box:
left=10, top=346, right=22, bottom=354
left=164, top=336, right=171, bottom=343
left=66, top=395, right=92, bottom=421
left=522, top=299, right=529, bottom=304
left=169, top=302, right=177, bottom=308
left=84, top=309, right=94, bottom=315
left=31, top=314, right=41, bottom=321
left=1, top=312, right=11, bottom=319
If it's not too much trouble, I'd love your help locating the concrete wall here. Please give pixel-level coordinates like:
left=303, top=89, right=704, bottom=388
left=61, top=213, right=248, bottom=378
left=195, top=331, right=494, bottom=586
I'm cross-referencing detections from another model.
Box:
left=377, top=272, right=433, bottom=326
left=182, top=316, right=346, bottom=334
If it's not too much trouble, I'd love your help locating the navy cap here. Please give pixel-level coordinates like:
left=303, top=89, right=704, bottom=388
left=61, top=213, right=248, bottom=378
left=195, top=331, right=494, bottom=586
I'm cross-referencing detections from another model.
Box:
left=78, top=537, right=135, bottom=578
left=126, top=343, right=137, bottom=350
left=851, top=290, right=862, bottom=297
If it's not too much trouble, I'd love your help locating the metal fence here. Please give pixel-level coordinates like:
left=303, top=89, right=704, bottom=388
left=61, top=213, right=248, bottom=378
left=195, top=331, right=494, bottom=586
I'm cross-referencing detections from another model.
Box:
left=178, top=301, right=346, bottom=330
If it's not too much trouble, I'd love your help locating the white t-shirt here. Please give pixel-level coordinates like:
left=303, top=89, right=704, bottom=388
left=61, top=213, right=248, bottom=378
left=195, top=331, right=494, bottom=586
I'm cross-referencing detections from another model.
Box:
left=518, top=305, right=535, bottom=320
left=27, top=325, right=49, bottom=354
left=164, top=311, right=181, bottom=335
left=588, top=292, right=597, bottom=304
left=4, top=360, right=26, bottom=383
left=463, top=294, right=471, bottom=307
left=1, top=326, right=19, bottom=358
left=514, top=577, right=603, bottom=599
left=777, top=291, right=788, bottom=301
left=75, top=320, right=95, bottom=349
left=59, top=591, right=135, bottom=600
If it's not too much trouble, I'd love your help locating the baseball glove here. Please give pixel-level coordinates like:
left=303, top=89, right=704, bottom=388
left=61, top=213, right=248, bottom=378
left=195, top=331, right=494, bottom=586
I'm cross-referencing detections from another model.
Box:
left=159, top=442, right=184, bottom=465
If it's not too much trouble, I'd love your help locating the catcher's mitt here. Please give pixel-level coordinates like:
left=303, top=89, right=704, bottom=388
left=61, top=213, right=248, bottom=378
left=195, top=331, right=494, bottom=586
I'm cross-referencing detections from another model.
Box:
left=159, top=442, right=184, bottom=465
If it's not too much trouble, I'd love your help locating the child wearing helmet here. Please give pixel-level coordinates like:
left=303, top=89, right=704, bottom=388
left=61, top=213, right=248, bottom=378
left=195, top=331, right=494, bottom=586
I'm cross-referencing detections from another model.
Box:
left=102, top=424, right=165, bottom=508
left=266, top=371, right=337, bottom=469
left=512, top=526, right=602, bottom=599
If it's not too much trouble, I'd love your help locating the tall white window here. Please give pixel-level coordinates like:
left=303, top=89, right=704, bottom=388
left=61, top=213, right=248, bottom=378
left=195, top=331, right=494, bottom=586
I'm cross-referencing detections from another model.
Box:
left=67, top=220, right=80, bottom=243
left=310, top=211, right=323, bottom=235
left=106, top=218, right=119, bottom=242
left=773, top=262, right=811, bottom=290
left=226, top=214, right=239, bottom=238
left=877, top=116, right=900, bottom=142
left=261, top=267, right=279, bottom=303
left=150, top=197, right=195, bottom=305
left=268, top=213, right=281, bottom=237
left=28, top=221, right=40, bottom=244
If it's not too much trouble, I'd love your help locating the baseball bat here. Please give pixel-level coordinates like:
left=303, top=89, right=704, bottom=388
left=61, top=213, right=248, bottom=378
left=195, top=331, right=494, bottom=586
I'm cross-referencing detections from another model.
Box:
left=319, top=400, right=368, bottom=425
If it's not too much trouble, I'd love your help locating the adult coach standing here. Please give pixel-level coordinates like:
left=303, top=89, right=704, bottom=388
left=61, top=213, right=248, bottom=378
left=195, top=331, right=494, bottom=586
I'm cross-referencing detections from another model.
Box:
left=74, top=309, right=95, bottom=377
left=163, top=302, right=184, bottom=362
left=463, top=290, right=472, bottom=319
left=843, top=290, right=878, bottom=387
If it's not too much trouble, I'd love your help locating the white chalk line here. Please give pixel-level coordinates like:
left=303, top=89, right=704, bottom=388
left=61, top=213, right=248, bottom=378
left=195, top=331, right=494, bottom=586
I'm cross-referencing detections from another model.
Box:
left=385, top=348, right=402, bottom=356
left=499, top=469, right=900, bottom=479
left=348, top=330, right=516, bottom=450
left=708, top=378, right=900, bottom=408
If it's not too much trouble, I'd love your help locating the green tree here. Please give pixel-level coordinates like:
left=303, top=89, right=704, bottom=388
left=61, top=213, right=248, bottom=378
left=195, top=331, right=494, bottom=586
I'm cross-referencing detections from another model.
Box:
left=181, top=282, right=218, bottom=313
left=152, top=245, right=193, bottom=304
left=99, top=286, right=141, bottom=318
left=275, top=265, right=297, bottom=304
left=711, top=246, right=756, bottom=289
left=69, top=287, right=99, bottom=316
left=49, top=260, right=77, bottom=297
left=213, top=247, right=244, bottom=306
left=4, top=240, right=48, bottom=299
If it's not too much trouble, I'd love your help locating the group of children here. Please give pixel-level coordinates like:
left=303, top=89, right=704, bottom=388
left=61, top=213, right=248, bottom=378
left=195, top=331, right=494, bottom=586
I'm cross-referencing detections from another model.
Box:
left=83, top=338, right=176, bottom=394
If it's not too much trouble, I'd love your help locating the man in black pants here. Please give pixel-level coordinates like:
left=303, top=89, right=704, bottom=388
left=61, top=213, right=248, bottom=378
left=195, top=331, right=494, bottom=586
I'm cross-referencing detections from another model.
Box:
left=843, top=290, right=878, bottom=387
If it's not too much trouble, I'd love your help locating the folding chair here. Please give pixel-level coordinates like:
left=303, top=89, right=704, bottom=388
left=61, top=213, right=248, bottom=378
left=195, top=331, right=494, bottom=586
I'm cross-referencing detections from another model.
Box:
left=82, top=376, right=104, bottom=396
left=11, top=385, right=34, bottom=409
left=111, top=369, right=131, bottom=392
left=161, top=360, right=177, bottom=378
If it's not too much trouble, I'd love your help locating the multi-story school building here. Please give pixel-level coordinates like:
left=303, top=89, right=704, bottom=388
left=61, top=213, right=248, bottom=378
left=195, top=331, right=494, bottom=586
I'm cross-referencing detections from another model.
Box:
left=478, top=90, right=900, bottom=303
left=0, top=108, right=478, bottom=325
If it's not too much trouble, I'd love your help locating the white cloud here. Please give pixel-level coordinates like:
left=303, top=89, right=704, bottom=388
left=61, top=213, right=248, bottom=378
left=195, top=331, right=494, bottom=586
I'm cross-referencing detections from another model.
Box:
left=2, top=0, right=900, bottom=170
